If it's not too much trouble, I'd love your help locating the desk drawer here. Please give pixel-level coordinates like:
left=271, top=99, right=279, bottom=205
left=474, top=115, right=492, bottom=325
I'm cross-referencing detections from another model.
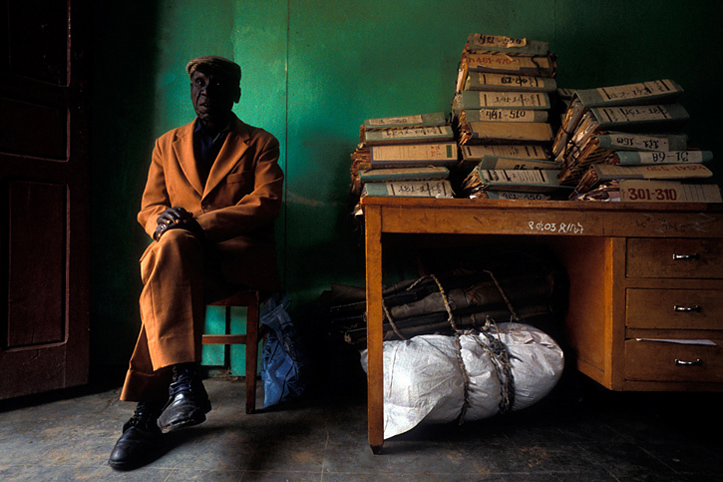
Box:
left=625, top=339, right=723, bottom=382
left=626, top=238, right=723, bottom=279
left=626, top=289, right=723, bottom=330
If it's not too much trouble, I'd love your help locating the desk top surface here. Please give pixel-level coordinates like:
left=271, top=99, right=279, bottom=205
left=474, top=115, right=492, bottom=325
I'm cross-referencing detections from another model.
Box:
left=360, top=197, right=723, bottom=237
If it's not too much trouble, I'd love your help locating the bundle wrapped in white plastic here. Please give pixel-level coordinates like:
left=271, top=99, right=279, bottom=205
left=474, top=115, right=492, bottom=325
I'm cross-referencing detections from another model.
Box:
left=360, top=322, right=564, bottom=439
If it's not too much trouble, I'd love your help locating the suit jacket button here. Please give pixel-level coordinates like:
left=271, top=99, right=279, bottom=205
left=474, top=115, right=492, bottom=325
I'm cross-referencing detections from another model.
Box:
left=202, top=203, right=210, bottom=211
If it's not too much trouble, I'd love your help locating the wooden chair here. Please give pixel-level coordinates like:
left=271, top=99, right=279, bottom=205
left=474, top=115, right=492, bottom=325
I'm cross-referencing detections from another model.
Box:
left=202, top=289, right=267, bottom=414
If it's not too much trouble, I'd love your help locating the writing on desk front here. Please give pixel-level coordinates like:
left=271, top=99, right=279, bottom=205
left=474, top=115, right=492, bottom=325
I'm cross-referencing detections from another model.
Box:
left=637, top=213, right=717, bottom=235
left=529, top=220, right=585, bottom=234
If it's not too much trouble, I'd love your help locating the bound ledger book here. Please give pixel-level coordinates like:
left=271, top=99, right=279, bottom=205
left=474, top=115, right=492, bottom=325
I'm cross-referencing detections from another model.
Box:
left=605, top=150, right=713, bottom=166
left=460, top=51, right=556, bottom=78
left=573, top=79, right=684, bottom=107
left=358, top=166, right=450, bottom=183
left=459, top=144, right=550, bottom=173
left=463, top=72, right=557, bottom=93
left=460, top=144, right=549, bottom=161
left=465, top=33, right=550, bottom=56
left=369, top=142, right=459, bottom=168
left=573, top=180, right=722, bottom=203
left=585, top=103, right=689, bottom=130
left=462, top=167, right=570, bottom=194
left=362, top=180, right=454, bottom=198
left=573, top=163, right=714, bottom=195
left=589, top=132, right=688, bottom=152
left=453, top=91, right=552, bottom=114
left=470, top=191, right=552, bottom=201
left=617, top=180, right=721, bottom=203
left=458, top=121, right=554, bottom=145
left=475, top=156, right=559, bottom=170
left=363, top=112, right=447, bottom=129
left=457, top=109, right=549, bottom=124
left=362, top=125, right=455, bottom=146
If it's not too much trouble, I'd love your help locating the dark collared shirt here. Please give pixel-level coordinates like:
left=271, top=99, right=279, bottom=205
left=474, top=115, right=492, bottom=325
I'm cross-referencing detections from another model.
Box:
left=193, top=120, right=231, bottom=186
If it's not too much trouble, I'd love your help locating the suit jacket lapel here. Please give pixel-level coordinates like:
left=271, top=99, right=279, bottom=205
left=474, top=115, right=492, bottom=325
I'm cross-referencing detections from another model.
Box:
left=203, top=115, right=250, bottom=198
left=172, top=120, right=205, bottom=196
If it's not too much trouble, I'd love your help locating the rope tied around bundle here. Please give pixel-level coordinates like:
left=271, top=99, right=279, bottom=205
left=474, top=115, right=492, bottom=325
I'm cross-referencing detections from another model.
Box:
left=381, top=302, right=406, bottom=340
left=474, top=318, right=516, bottom=415
left=428, top=272, right=517, bottom=424
left=430, top=274, right=458, bottom=331
left=481, top=269, right=522, bottom=323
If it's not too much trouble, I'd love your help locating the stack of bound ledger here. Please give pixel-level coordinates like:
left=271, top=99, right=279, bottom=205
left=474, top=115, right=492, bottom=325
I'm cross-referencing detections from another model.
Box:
left=452, top=34, right=557, bottom=157
left=451, top=34, right=569, bottom=200
left=350, top=112, right=456, bottom=199
left=552, top=79, right=722, bottom=202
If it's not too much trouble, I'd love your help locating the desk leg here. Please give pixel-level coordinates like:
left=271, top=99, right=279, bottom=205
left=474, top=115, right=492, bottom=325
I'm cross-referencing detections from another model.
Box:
left=365, top=205, right=384, bottom=454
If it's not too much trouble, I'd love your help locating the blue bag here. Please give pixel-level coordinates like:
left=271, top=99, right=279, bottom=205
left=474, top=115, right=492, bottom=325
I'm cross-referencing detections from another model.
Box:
left=260, top=296, right=309, bottom=407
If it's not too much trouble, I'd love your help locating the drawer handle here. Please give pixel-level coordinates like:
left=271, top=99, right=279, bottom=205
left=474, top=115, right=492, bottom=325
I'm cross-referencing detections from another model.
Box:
left=673, top=305, right=702, bottom=313
left=672, top=253, right=700, bottom=261
left=675, top=358, right=703, bottom=367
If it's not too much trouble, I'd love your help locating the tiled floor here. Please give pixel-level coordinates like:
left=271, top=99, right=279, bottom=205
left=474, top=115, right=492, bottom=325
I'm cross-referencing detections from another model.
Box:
left=0, top=374, right=721, bottom=481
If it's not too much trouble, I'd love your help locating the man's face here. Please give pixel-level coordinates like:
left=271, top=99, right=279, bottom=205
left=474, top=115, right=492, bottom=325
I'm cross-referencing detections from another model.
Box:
left=190, top=69, right=240, bottom=127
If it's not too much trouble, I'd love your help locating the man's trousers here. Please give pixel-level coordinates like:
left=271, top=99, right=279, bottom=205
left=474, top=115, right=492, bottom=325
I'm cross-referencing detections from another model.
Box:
left=120, top=229, right=208, bottom=403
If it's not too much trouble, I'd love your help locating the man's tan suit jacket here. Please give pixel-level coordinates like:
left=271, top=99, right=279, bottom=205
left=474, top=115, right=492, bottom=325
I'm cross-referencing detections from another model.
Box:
left=137, top=114, right=284, bottom=292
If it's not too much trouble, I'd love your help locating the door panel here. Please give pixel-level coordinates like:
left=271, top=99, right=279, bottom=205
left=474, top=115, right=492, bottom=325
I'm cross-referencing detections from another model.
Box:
left=6, top=181, right=66, bottom=348
left=8, top=0, right=68, bottom=85
left=0, top=99, right=68, bottom=160
left=0, top=0, right=89, bottom=399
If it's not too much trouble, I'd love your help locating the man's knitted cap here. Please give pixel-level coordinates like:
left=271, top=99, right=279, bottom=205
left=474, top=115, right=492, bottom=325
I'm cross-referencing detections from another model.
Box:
left=186, top=56, right=241, bottom=83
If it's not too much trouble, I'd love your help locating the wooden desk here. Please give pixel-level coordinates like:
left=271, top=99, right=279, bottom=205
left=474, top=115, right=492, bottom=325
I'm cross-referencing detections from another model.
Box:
left=361, top=197, right=723, bottom=453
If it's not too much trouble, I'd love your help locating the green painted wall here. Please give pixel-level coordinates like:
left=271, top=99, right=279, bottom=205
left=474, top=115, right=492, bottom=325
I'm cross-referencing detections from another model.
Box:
left=90, top=0, right=723, bottom=374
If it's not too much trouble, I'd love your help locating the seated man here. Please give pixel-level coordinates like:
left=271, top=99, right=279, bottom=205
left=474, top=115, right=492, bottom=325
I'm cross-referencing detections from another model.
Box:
left=109, top=55, right=283, bottom=471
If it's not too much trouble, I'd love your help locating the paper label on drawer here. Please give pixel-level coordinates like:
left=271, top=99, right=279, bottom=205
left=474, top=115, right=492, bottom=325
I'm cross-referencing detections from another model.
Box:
left=635, top=338, right=717, bottom=346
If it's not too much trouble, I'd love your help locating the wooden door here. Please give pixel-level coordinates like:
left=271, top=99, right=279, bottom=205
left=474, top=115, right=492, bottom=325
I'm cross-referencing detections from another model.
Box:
left=0, top=0, right=90, bottom=399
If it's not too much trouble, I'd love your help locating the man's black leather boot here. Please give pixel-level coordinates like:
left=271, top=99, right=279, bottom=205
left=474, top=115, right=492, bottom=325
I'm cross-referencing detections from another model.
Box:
left=108, top=402, right=164, bottom=471
left=157, top=363, right=212, bottom=433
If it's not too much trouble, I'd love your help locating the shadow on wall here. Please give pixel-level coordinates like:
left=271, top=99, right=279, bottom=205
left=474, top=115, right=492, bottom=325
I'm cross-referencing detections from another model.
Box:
left=89, top=2, right=162, bottom=381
